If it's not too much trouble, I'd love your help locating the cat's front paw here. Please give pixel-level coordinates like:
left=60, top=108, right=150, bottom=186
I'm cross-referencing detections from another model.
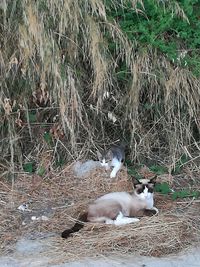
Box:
left=110, top=172, right=116, bottom=178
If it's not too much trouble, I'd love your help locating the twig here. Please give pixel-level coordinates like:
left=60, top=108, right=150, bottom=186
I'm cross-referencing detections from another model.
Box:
left=176, top=199, right=200, bottom=204
left=52, top=204, right=74, bottom=210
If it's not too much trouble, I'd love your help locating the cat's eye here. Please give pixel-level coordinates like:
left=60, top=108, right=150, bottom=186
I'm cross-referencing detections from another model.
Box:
left=102, top=160, right=109, bottom=163
left=148, top=188, right=154, bottom=193
left=147, top=184, right=154, bottom=193
left=136, top=184, right=154, bottom=194
left=137, top=188, right=144, bottom=194
left=136, top=185, right=145, bottom=194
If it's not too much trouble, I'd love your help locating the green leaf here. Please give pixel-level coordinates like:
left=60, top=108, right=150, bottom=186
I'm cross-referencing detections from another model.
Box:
left=172, top=154, right=189, bottom=174
left=124, top=159, right=132, bottom=166
left=23, top=162, right=34, bottom=173
left=172, top=190, right=200, bottom=200
left=155, top=182, right=171, bottom=194
left=127, top=168, right=142, bottom=180
left=149, top=165, right=168, bottom=175
left=26, top=112, right=37, bottom=123
left=43, top=131, right=53, bottom=145
left=37, top=166, right=46, bottom=177
left=55, top=159, right=65, bottom=167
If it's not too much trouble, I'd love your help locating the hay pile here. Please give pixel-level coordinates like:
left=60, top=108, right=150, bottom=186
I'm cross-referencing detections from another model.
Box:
left=0, top=164, right=200, bottom=262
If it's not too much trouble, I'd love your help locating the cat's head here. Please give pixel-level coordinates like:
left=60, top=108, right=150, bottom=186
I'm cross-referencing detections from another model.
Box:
left=97, top=150, right=112, bottom=167
left=132, top=176, right=157, bottom=200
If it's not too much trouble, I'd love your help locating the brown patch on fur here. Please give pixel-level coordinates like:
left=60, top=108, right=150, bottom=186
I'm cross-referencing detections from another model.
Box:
left=129, top=201, right=147, bottom=217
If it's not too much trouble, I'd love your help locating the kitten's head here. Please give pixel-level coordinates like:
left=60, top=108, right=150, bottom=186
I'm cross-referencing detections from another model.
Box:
left=97, top=150, right=112, bottom=167
left=132, top=176, right=157, bottom=200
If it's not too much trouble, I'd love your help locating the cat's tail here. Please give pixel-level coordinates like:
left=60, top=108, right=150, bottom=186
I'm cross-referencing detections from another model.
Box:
left=119, top=141, right=127, bottom=150
left=61, top=212, right=88, bottom=239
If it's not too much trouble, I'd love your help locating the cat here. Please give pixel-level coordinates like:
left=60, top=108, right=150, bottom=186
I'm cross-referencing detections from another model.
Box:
left=61, top=176, right=158, bottom=239
left=97, top=143, right=125, bottom=178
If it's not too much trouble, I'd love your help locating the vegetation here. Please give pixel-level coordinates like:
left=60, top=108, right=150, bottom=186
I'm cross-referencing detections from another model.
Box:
left=0, top=0, right=200, bottom=177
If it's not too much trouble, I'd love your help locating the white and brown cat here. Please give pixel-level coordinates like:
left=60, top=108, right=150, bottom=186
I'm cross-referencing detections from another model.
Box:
left=61, top=176, right=158, bottom=238
left=97, top=143, right=125, bottom=178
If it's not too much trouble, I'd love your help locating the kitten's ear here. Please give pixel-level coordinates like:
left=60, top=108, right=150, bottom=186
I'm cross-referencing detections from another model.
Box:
left=97, top=151, right=102, bottom=161
left=150, top=175, right=157, bottom=184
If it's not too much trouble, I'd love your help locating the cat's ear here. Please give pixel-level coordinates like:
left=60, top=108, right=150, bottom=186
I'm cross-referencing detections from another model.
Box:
left=150, top=175, right=157, bottom=184
left=132, top=177, right=142, bottom=187
left=97, top=151, right=102, bottom=161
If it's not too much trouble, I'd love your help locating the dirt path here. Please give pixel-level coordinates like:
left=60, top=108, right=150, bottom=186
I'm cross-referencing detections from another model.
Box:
left=0, top=237, right=199, bottom=267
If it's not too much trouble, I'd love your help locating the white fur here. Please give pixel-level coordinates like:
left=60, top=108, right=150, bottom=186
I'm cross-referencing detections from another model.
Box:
left=136, top=186, right=154, bottom=209
left=88, top=187, right=158, bottom=226
left=139, top=178, right=151, bottom=184
left=100, top=159, right=110, bottom=171
left=98, top=190, right=155, bottom=212
left=110, top=162, right=122, bottom=178
left=105, top=212, right=140, bottom=225
left=114, top=212, right=139, bottom=225
left=111, top=157, right=121, bottom=167
left=100, top=157, right=122, bottom=178
left=101, top=159, right=108, bottom=167
left=105, top=218, right=115, bottom=224
left=98, top=190, right=158, bottom=214
left=110, top=158, right=122, bottom=178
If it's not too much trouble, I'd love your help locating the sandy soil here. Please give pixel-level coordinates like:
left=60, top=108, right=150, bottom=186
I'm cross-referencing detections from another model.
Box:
left=0, top=236, right=199, bottom=267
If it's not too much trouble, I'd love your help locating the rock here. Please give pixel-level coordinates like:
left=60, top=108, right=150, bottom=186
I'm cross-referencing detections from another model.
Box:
left=73, top=160, right=101, bottom=177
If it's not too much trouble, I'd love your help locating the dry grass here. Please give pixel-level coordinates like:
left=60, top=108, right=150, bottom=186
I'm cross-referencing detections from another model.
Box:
left=0, top=164, right=199, bottom=262
left=0, top=0, right=200, bottom=169
left=0, top=1, right=200, bottom=260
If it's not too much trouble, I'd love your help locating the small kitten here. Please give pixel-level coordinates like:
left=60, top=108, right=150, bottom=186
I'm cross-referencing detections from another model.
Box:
left=61, top=176, right=158, bottom=239
left=97, top=143, right=125, bottom=178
